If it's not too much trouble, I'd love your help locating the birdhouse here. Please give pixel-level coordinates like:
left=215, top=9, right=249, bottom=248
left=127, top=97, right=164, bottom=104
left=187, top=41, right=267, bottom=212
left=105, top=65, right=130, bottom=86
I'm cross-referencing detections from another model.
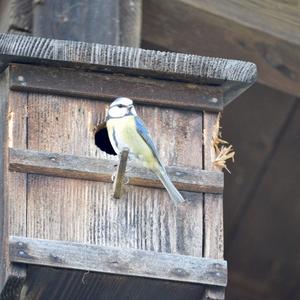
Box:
left=0, top=33, right=256, bottom=300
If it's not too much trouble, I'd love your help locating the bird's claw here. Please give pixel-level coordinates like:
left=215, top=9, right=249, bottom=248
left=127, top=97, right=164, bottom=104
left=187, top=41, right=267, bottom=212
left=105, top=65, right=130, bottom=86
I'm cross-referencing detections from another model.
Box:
left=124, top=176, right=129, bottom=185
left=111, top=172, right=116, bottom=182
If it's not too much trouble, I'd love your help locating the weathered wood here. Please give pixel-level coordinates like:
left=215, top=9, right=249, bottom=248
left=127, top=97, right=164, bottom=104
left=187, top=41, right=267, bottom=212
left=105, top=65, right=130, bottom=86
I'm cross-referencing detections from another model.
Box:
left=180, top=0, right=300, bottom=47
left=119, top=0, right=142, bottom=47
left=143, top=0, right=300, bottom=97
left=113, top=148, right=129, bottom=199
left=0, top=70, right=9, bottom=291
left=0, top=267, right=26, bottom=300
left=203, top=112, right=225, bottom=300
left=0, top=33, right=256, bottom=107
left=26, top=94, right=204, bottom=258
left=0, top=72, right=27, bottom=293
left=33, top=0, right=142, bottom=47
left=9, top=147, right=223, bottom=194
left=22, top=265, right=205, bottom=300
left=0, top=0, right=32, bottom=33
left=9, top=236, right=227, bottom=287
left=9, top=64, right=224, bottom=112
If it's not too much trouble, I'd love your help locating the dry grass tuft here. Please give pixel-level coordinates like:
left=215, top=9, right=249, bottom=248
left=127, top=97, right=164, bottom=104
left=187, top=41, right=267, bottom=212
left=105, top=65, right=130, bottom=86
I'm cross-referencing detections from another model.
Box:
left=212, top=113, right=235, bottom=173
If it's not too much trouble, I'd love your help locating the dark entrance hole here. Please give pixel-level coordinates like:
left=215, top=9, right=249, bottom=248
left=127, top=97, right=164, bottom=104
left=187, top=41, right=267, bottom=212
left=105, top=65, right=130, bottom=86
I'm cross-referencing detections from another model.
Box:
left=94, top=122, right=117, bottom=155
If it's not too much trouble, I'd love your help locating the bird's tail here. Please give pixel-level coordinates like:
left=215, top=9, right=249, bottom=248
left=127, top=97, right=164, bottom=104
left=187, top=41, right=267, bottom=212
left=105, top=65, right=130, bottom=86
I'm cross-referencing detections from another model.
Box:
left=156, top=168, right=185, bottom=205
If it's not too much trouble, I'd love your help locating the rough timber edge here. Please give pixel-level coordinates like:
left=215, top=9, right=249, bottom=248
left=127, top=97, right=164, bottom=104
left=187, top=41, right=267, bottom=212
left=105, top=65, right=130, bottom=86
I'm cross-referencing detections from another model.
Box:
left=0, top=33, right=257, bottom=106
left=9, top=235, right=227, bottom=287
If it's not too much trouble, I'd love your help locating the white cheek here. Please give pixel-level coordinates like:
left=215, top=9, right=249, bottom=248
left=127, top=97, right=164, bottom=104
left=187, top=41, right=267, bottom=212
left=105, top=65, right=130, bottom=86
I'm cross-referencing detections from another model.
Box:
left=109, top=107, right=127, bottom=118
left=131, top=106, right=137, bottom=116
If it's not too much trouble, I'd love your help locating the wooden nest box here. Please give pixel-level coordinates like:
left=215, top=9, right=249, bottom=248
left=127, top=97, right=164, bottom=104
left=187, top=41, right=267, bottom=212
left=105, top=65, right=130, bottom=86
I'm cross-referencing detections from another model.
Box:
left=0, top=34, right=256, bottom=300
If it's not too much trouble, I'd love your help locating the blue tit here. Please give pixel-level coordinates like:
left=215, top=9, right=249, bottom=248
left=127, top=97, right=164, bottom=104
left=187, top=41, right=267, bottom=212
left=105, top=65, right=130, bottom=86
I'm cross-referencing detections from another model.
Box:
left=106, top=97, right=184, bottom=204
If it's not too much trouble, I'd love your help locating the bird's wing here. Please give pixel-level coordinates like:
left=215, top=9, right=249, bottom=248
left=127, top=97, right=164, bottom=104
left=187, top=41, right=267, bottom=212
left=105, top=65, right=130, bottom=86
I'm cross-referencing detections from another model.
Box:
left=134, top=116, right=162, bottom=164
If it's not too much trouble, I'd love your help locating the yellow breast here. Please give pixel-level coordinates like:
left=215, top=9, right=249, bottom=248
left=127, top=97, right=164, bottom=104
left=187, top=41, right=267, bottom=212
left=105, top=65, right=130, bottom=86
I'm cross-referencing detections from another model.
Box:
left=107, top=116, right=159, bottom=170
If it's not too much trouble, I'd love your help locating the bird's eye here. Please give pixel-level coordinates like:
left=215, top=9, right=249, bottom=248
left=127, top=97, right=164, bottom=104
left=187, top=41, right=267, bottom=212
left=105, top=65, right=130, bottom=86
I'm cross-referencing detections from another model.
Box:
left=117, top=104, right=123, bottom=108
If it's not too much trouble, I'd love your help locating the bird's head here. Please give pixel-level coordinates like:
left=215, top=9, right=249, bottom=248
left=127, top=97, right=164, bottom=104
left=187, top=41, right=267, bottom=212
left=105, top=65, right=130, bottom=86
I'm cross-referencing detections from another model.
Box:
left=107, top=97, right=137, bottom=119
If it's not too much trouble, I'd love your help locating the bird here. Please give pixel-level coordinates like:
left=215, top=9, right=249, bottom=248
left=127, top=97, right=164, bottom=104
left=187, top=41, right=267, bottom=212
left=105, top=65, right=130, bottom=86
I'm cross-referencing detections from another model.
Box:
left=106, top=97, right=185, bottom=204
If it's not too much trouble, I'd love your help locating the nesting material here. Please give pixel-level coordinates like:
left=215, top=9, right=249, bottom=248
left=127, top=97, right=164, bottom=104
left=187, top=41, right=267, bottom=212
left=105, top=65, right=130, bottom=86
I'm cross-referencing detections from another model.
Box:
left=212, top=113, right=235, bottom=173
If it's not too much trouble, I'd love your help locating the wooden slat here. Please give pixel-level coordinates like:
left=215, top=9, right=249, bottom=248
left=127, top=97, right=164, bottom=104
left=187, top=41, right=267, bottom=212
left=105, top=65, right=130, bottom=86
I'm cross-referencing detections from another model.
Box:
left=142, top=0, right=300, bottom=98
left=33, top=0, right=142, bottom=47
left=8, top=64, right=224, bottom=112
left=9, top=148, right=223, bottom=194
left=22, top=266, right=205, bottom=300
left=0, top=33, right=256, bottom=107
left=9, top=236, right=227, bottom=287
left=0, top=72, right=27, bottom=293
left=0, top=270, right=26, bottom=300
left=203, top=112, right=225, bottom=300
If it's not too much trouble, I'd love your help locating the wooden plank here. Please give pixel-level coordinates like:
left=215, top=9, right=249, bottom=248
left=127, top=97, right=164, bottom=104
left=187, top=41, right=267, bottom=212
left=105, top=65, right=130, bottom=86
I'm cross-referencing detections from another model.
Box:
left=119, top=0, right=142, bottom=47
left=9, top=148, right=223, bottom=194
left=33, top=0, right=142, bottom=47
left=8, top=63, right=224, bottom=112
left=142, top=0, right=300, bottom=97
left=9, top=236, right=227, bottom=287
left=26, top=93, right=204, bottom=258
left=180, top=0, right=300, bottom=47
left=0, top=270, right=26, bottom=300
left=0, top=0, right=32, bottom=33
left=0, top=73, right=27, bottom=292
left=22, top=265, right=205, bottom=300
left=0, top=69, right=9, bottom=291
left=203, top=112, right=225, bottom=300
left=0, top=33, right=256, bottom=106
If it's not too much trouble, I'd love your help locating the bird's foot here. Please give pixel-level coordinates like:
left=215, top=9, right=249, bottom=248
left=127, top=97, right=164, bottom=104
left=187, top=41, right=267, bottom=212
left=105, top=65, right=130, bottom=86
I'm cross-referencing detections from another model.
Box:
left=124, top=176, right=129, bottom=185
left=111, top=172, right=116, bottom=182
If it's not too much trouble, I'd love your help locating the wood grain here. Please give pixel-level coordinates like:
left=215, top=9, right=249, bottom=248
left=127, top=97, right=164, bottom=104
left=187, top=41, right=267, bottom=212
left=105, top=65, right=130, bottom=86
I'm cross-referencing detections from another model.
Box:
left=26, top=93, right=204, bottom=257
left=0, top=33, right=257, bottom=90
left=0, top=271, right=26, bottom=300
left=33, top=0, right=142, bottom=47
left=9, top=63, right=224, bottom=112
left=203, top=112, right=225, bottom=300
left=9, top=148, right=224, bottom=194
left=9, top=236, right=227, bottom=287
left=0, top=69, right=27, bottom=293
left=181, top=0, right=300, bottom=47
left=0, top=0, right=32, bottom=33
left=22, top=265, right=205, bottom=300
left=142, top=0, right=300, bottom=97
left=0, top=70, right=9, bottom=291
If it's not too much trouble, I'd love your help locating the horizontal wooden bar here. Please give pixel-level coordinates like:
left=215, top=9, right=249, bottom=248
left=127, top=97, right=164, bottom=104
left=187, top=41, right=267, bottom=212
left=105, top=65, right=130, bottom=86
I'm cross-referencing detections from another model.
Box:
left=9, top=236, right=227, bottom=286
left=9, top=148, right=223, bottom=194
left=9, top=64, right=224, bottom=112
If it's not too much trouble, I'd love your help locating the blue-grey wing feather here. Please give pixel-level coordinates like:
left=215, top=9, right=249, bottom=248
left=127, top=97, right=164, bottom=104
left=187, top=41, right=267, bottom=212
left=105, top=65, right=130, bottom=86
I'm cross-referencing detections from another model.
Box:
left=135, top=116, right=161, bottom=160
